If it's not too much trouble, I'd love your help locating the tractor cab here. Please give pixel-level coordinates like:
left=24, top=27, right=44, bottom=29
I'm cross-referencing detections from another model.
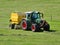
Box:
left=25, top=11, right=43, bottom=23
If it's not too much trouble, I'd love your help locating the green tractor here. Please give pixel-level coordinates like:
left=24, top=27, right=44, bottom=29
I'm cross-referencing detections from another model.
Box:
left=21, top=11, right=50, bottom=32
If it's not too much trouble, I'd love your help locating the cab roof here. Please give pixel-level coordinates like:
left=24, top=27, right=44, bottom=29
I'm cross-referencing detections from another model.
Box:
left=25, top=11, right=39, bottom=14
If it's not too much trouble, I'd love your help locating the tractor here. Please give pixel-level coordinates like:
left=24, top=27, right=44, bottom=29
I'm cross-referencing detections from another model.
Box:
left=9, top=11, right=50, bottom=32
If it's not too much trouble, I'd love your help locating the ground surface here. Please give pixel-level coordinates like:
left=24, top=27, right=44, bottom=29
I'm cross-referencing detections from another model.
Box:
left=0, top=0, right=60, bottom=45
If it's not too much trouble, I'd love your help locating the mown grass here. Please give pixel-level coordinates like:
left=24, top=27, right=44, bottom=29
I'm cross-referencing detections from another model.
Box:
left=0, top=0, right=60, bottom=45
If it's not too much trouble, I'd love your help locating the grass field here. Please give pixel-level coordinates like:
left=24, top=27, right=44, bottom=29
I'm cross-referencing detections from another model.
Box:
left=0, top=0, right=60, bottom=45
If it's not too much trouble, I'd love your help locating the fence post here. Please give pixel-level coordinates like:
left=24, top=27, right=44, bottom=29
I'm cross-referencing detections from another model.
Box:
left=51, top=15, right=52, bottom=21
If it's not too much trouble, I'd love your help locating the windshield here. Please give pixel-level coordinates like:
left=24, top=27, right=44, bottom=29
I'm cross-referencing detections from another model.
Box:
left=32, top=13, right=40, bottom=19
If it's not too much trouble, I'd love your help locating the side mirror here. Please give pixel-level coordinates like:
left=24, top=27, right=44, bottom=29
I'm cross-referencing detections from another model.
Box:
left=40, top=13, right=44, bottom=18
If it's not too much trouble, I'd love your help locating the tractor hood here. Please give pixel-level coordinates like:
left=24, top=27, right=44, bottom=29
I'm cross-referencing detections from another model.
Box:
left=35, top=19, right=41, bottom=24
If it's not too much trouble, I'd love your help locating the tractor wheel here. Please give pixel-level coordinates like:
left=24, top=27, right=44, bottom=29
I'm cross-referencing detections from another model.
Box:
left=21, top=20, right=28, bottom=30
left=43, top=24, right=50, bottom=31
left=9, top=24, right=15, bottom=29
left=31, top=24, right=37, bottom=32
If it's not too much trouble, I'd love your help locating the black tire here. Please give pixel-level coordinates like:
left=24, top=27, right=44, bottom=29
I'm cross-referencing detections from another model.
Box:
left=21, top=20, right=28, bottom=30
left=14, top=24, right=20, bottom=29
left=43, top=24, right=50, bottom=31
left=10, top=24, right=15, bottom=29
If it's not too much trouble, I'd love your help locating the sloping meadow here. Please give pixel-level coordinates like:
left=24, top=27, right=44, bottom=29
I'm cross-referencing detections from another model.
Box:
left=0, top=0, right=60, bottom=45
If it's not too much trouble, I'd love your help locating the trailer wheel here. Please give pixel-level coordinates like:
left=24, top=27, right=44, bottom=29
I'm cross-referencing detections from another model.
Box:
left=14, top=25, right=19, bottom=29
left=43, top=24, right=50, bottom=31
left=31, top=24, right=36, bottom=32
left=9, top=24, right=15, bottom=29
left=21, top=20, right=28, bottom=30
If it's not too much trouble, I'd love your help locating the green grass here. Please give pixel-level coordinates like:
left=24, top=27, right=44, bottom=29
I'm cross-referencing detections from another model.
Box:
left=0, top=0, right=60, bottom=45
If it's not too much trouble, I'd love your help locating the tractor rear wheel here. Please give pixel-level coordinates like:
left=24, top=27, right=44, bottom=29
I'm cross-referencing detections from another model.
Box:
left=21, top=20, right=28, bottom=30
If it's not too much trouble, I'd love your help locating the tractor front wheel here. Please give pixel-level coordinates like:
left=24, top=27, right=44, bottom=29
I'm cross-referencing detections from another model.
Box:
left=31, top=24, right=36, bottom=32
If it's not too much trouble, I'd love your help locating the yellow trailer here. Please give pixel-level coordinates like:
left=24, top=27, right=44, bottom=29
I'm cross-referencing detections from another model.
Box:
left=10, top=12, right=25, bottom=24
left=9, top=12, right=26, bottom=29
